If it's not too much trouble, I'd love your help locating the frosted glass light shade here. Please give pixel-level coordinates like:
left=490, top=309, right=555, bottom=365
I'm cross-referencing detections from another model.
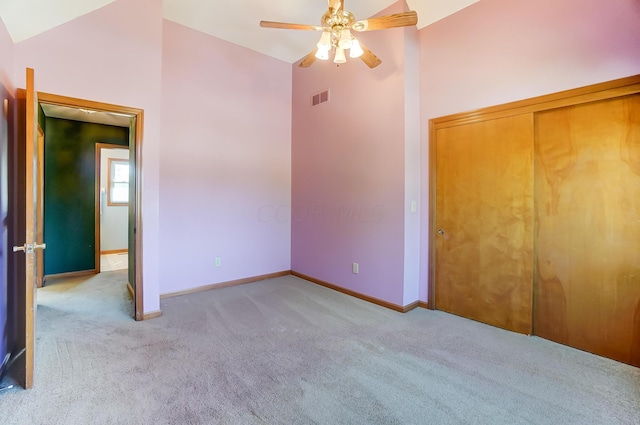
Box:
left=316, top=31, right=331, bottom=50
left=338, top=29, right=352, bottom=49
left=349, top=38, right=364, bottom=58
left=315, top=48, right=329, bottom=60
left=334, top=47, right=346, bottom=64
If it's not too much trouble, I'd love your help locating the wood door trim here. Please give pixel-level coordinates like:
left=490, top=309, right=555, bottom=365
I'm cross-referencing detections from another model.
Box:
left=24, top=68, right=36, bottom=389
left=428, top=74, right=640, bottom=310
left=432, top=75, right=640, bottom=129
left=133, top=112, right=144, bottom=320
left=37, top=94, right=143, bottom=116
left=162, top=270, right=291, bottom=299
left=427, top=120, right=437, bottom=309
left=38, top=92, right=145, bottom=321
left=36, top=126, right=44, bottom=289
left=43, top=270, right=98, bottom=284
left=101, top=249, right=128, bottom=255
left=291, top=271, right=419, bottom=313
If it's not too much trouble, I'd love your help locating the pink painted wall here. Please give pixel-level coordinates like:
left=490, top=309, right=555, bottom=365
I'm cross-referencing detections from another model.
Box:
left=418, top=0, right=640, bottom=300
left=0, top=18, right=12, bottom=94
left=159, top=21, right=292, bottom=294
left=13, top=0, right=163, bottom=314
left=5, top=0, right=638, bottom=313
left=291, top=2, right=411, bottom=307
left=402, top=20, right=421, bottom=306
left=9, top=0, right=292, bottom=313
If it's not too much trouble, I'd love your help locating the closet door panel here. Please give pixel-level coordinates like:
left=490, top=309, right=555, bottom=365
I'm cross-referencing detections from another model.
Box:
left=534, top=94, right=640, bottom=366
left=435, top=114, right=534, bottom=334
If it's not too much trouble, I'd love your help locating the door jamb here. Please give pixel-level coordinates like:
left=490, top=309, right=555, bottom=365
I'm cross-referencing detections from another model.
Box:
left=35, top=126, right=44, bottom=288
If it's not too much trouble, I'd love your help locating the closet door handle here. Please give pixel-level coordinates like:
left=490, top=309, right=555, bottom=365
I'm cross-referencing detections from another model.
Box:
left=438, top=229, right=445, bottom=236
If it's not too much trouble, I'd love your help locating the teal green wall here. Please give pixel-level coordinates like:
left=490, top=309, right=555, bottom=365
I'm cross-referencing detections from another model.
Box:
left=38, top=104, right=45, bottom=131
left=44, top=118, right=129, bottom=275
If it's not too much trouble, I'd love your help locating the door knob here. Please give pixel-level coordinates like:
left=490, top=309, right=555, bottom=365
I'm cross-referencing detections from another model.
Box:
left=438, top=229, right=445, bottom=235
left=12, top=243, right=46, bottom=254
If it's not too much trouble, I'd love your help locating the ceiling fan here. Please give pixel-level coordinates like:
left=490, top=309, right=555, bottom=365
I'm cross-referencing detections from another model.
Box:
left=260, top=0, right=418, bottom=68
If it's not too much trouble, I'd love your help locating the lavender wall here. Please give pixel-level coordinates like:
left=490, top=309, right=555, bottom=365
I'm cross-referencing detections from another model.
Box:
left=13, top=0, right=163, bottom=314
left=159, top=21, right=292, bottom=294
left=291, top=2, right=415, bottom=307
left=417, top=0, right=640, bottom=300
left=0, top=16, right=13, bottom=375
left=8, top=0, right=292, bottom=314
left=3, top=0, right=639, bottom=315
left=402, top=20, right=421, bottom=306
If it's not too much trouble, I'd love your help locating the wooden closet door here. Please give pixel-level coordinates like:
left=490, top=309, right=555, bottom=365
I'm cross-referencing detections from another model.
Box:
left=534, top=94, right=640, bottom=366
left=435, top=114, right=534, bottom=334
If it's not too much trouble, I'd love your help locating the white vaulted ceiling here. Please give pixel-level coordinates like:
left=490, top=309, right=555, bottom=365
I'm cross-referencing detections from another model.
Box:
left=0, top=0, right=479, bottom=63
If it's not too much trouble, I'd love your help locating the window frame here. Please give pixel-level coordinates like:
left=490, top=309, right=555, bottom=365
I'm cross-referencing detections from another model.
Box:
left=107, top=158, right=129, bottom=206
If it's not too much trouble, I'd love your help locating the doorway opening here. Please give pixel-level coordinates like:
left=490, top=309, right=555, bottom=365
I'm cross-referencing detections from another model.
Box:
left=37, top=92, right=144, bottom=320
left=96, top=144, right=129, bottom=274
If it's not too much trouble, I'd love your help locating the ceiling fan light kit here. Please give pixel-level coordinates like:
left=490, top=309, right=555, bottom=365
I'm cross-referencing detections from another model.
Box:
left=315, top=46, right=330, bottom=60
left=260, top=0, right=418, bottom=69
left=349, top=38, right=364, bottom=58
left=315, top=29, right=360, bottom=63
left=334, top=46, right=347, bottom=64
left=317, top=31, right=332, bottom=50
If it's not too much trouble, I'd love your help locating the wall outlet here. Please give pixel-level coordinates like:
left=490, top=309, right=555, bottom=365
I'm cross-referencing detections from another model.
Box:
left=352, top=262, right=359, bottom=274
left=215, top=257, right=221, bottom=267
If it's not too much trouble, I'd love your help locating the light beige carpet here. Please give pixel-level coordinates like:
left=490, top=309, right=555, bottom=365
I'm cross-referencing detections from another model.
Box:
left=0, top=271, right=638, bottom=424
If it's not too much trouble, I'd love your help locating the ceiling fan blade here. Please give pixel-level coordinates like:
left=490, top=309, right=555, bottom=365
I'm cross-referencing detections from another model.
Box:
left=299, top=49, right=318, bottom=68
left=260, top=21, right=323, bottom=31
left=352, top=11, right=418, bottom=31
left=328, top=0, right=343, bottom=13
left=357, top=41, right=382, bottom=68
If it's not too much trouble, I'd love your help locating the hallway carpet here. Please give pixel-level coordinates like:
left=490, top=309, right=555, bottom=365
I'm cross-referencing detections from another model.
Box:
left=0, top=271, right=638, bottom=424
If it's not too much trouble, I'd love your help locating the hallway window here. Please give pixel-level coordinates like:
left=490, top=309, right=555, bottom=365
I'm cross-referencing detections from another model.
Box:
left=108, top=158, right=129, bottom=205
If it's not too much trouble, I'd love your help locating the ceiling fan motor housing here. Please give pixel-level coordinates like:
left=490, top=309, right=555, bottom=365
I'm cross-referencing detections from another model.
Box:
left=321, top=10, right=357, bottom=45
